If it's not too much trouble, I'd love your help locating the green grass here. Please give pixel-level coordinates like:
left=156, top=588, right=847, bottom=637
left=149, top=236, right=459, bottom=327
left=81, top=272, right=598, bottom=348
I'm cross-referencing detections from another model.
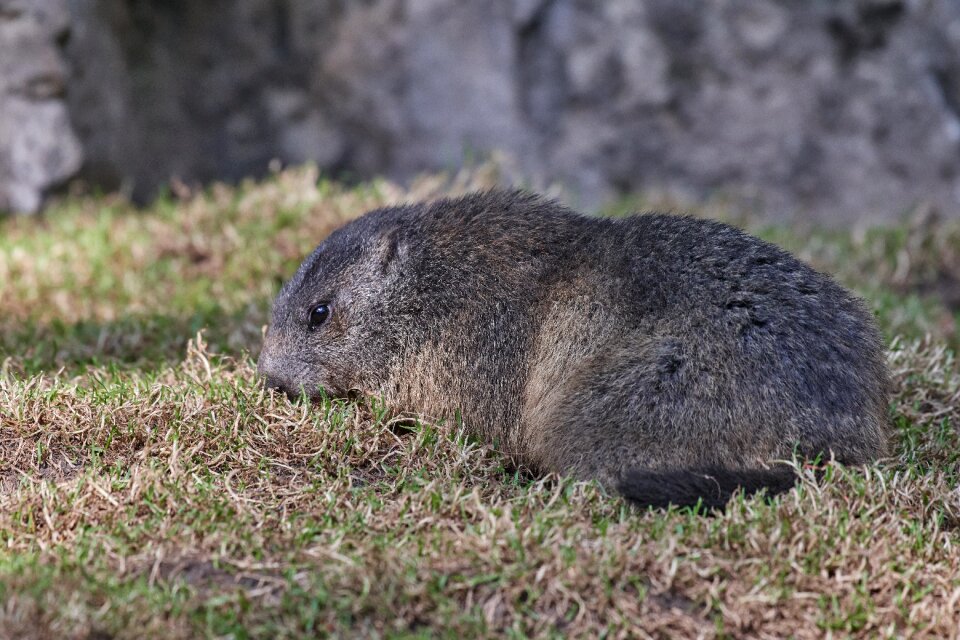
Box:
left=1, top=167, right=959, bottom=638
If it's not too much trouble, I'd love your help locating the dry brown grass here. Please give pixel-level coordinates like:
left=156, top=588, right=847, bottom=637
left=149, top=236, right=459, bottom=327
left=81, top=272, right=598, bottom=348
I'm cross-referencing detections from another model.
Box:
left=1, top=168, right=959, bottom=638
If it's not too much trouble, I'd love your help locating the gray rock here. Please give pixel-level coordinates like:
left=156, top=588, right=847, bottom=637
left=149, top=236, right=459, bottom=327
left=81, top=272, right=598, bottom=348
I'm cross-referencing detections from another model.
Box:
left=5, top=0, right=960, bottom=221
left=0, top=0, right=81, bottom=213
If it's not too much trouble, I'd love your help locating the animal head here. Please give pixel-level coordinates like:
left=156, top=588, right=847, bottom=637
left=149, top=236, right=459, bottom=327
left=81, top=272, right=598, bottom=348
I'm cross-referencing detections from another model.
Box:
left=258, top=190, right=562, bottom=402
left=257, top=206, right=415, bottom=401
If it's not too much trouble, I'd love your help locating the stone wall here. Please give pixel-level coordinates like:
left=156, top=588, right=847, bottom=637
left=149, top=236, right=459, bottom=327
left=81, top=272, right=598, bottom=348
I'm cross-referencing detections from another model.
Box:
left=4, top=0, right=960, bottom=221
left=0, top=0, right=81, bottom=212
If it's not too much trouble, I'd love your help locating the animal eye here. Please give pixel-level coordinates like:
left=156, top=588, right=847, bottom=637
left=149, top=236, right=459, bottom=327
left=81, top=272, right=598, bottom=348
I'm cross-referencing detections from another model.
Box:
left=308, top=303, right=330, bottom=330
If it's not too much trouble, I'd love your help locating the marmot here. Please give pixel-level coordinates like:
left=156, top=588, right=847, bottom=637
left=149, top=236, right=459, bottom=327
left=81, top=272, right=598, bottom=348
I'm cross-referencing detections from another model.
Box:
left=258, top=190, right=891, bottom=509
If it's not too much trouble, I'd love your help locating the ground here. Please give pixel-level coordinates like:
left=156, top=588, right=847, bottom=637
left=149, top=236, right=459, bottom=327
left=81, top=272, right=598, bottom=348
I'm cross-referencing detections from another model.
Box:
left=1, top=167, right=959, bottom=639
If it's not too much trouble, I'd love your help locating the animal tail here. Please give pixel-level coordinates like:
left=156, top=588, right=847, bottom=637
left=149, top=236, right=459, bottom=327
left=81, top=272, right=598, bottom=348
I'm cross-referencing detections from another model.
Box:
left=617, top=466, right=799, bottom=511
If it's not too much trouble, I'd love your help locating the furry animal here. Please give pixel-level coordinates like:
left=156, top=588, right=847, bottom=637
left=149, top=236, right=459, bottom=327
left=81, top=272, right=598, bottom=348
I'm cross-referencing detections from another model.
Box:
left=258, top=190, right=891, bottom=509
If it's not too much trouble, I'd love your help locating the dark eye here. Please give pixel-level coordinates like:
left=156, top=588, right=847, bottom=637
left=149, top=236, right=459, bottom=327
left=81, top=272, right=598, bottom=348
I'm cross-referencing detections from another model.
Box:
left=308, top=303, right=330, bottom=330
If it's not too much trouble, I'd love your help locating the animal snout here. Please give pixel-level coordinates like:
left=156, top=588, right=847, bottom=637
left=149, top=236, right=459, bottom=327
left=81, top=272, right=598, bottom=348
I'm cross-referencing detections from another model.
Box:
left=261, top=373, right=294, bottom=398
left=257, top=348, right=299, bottom=400
left=257, top=347, right=326, bottom=401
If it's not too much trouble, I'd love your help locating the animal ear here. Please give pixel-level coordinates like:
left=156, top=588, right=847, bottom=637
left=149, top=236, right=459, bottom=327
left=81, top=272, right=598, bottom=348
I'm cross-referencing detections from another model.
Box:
left=376, top=227, right=407, bottom=275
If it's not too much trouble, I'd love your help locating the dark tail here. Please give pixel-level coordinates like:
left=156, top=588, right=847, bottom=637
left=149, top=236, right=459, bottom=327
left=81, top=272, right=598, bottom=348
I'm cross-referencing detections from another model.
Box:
left=617, top=466, right=799, bottom=511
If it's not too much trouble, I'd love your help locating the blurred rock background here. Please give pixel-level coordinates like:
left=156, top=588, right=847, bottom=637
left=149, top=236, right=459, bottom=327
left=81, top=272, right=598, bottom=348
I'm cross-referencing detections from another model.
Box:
left=3, top=0, right=960, bottom=221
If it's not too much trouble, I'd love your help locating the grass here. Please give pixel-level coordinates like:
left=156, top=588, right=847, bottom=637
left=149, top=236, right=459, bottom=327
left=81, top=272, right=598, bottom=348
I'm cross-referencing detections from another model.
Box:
left=1, top=166, right=959, bottom=638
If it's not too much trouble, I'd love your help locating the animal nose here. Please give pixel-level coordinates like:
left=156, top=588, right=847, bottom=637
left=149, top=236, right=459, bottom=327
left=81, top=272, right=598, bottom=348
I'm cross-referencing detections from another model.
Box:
left=257, top=349, right=292, bottom=396
left=262, top=373, right=289, bottom=395
left=257, top=350, right=312, bottom=401
left=259, top=369, right=303, bottom=402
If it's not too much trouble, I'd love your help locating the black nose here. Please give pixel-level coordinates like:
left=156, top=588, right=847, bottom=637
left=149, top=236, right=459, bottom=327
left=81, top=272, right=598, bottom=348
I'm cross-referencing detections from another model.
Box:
left=262, top=373, right=290, bottom=396
left=257, top=349, right=297, bottom=400
left=261, top=372, right=310, bottom=402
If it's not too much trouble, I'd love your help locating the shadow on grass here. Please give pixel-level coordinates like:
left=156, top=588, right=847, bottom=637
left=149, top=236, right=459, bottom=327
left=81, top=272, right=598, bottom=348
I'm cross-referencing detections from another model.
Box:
left=0, top=303, right=269, bottom=377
